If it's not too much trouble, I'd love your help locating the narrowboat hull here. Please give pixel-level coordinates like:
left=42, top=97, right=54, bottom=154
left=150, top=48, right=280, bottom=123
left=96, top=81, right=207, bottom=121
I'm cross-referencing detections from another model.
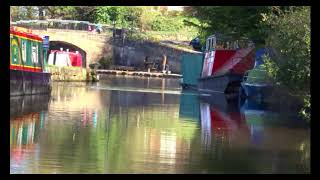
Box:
left=10, top=69, right=51, bottom=96
left=198, top=74, right=243, bottom=97
left=241, top=83, right=274, bottom=102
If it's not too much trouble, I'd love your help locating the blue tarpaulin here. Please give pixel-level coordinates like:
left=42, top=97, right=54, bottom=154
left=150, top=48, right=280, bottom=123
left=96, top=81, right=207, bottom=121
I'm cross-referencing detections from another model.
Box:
left=255, top=48, right=266, bottom=68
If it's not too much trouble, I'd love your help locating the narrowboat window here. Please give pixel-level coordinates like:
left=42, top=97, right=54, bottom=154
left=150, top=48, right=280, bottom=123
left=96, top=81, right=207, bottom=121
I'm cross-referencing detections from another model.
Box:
left=21, top=40, right=27, bottom=63
left=206, top=39, right=209, bottom=51
left=11, top=37, right=20, bottom=64
left=38, top=45, right=43, bottom=68
left=211, top=38, right=215, bottom=50
left=32, top=43, right=38, bottom=64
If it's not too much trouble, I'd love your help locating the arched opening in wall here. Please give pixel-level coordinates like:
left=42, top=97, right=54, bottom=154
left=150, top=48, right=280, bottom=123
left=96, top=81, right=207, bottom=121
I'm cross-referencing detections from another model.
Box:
left=49, top=41, right=87, bottom=68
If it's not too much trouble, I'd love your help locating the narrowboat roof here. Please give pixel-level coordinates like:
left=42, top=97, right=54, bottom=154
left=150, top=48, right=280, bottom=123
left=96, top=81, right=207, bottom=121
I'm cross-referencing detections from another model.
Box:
left=10, top=26, right=43, bottom=42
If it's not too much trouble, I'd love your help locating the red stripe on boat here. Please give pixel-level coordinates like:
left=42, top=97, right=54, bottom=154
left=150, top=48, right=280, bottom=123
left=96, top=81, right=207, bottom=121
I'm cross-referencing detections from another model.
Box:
left=10, top=65, right=42, bottom=72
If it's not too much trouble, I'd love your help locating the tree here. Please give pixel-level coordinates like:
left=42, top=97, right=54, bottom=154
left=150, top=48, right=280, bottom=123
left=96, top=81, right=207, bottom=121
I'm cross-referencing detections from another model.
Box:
left=262, top=6, right=310, bottom=121
left=94, top=6, right=143, bottom=28
left=25, top=6, right=38, bottom=20
left=10, top=6, right=22, bottom=21
left=185, top=6, right=273, bottom=46
left=10, top=6, right=38, bottom=21
left=73, top=6, right=98, bottom=22
left=43, top=6, right=76, bottom=19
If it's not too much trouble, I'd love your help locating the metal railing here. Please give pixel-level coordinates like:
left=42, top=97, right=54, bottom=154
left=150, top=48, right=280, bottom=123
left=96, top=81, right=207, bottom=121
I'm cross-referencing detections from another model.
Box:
left=11, top=19, right=113, bottom=32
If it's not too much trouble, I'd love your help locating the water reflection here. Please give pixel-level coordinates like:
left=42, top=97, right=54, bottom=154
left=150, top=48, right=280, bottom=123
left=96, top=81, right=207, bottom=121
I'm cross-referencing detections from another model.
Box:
left=10, top=76, right=310, bottom=174
left=10, top=95, right=49, bottom=173
left=188, top=93, right=310, bottom=173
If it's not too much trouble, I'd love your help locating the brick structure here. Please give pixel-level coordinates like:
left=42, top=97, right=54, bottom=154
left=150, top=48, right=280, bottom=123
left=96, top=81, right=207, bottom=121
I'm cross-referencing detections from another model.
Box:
left=32, top=29, right=113, bottom=68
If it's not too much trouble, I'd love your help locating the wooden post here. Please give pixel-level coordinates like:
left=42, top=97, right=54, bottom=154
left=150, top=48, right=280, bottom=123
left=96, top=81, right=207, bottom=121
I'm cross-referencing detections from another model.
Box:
left=162, top=54, right=167, bottom=73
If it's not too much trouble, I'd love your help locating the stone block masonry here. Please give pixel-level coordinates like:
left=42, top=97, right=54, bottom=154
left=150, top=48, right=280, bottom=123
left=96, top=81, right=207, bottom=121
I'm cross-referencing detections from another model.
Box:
left=113, top=40, right=202, bottom=74
left=31, top=28, right=201, bottom=74
left=32, top=29, right=113, bottom=68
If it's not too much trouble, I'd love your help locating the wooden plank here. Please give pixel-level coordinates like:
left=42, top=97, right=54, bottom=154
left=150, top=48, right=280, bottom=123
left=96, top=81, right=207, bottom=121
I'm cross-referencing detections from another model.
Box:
left=96, top=69, right=182, bottom=78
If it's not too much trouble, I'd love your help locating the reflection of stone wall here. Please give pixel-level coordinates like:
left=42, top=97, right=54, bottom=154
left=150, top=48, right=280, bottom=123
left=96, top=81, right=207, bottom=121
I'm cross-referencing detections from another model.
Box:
left=109, top=90, right=180, bottom=107
left=50, top=82, right=105, bottom=110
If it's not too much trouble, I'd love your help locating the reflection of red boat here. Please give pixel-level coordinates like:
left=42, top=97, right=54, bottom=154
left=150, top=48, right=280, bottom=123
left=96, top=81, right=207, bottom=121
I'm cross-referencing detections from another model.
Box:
left=210, top=107, right=246, bottom=136
left=200, top=102, right=248, bottom=138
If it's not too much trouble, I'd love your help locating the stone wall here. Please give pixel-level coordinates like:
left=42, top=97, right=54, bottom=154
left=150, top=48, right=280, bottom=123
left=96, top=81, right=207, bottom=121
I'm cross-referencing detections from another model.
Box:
left=47, top=65, right=89, bottom=81
left=31, top=29, right=200, bottom=74
left=32, top=29, right=113, bottom=68
left=113, top=40, right=202, bottom=74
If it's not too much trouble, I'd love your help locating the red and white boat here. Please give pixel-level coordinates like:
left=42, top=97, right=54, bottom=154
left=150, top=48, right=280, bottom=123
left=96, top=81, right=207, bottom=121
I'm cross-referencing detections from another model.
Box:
left=198, top=35, right=255, bottom=97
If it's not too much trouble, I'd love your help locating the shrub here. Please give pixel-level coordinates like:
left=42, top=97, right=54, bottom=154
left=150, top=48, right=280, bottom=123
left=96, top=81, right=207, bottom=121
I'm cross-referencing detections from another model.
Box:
left=263, top=7, right=310, bottom=122
left=98, top=57, right=112, bottom=69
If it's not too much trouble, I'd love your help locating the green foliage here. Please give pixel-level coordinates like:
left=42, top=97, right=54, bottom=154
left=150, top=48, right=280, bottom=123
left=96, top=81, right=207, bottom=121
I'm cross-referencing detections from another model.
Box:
left=126, top=31, right=149, bottom=41
left=72, top=6, right=98, bottom=22
left=11, top=6, right=98, bottom=22
left=300, top=95, right=310, bottom=123
left=137, top=7, right=161, bottom=31
left=95, top=6, right=199, bottom=39
left=95, top=6, right=143, bottom=29
left=98, top=57, right=112, bottom=69
left=263, top=7, right=310, bottom=93
left=151, top=15, right=184, bottom=31
left=10, top=6, right=39, bottom=21
left=44, top=6, right=77, bottom=19
left=245, top=65, right=274, bottom=84
left=262, top=6, right=310, bottom=122
left=10, top=6, right=23, bottom=21
left=262, top=55, right=279, bottom=82
left=185, top=6, right=273, bottom=46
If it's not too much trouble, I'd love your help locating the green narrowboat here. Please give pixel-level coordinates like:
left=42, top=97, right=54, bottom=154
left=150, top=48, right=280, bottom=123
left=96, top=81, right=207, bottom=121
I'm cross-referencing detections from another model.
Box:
left=10, top=26, right=51, bottom=96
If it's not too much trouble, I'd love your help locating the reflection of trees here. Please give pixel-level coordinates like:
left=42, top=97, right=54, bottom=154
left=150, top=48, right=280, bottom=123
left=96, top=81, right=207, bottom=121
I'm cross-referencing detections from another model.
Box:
left=22, top=84, right=196, bottom=173
left=101, top=90, right=199, bottom=173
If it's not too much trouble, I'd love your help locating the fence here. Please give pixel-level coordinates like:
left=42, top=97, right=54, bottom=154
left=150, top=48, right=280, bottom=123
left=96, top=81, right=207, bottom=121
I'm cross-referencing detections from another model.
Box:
left=11, top=19, right=113, bottom=32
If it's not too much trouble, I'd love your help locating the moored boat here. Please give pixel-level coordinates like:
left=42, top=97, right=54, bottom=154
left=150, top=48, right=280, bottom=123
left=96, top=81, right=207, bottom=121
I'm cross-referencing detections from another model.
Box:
left=198, top=35, right=255, bottom=96
left=181, top=34, right=255, bottom=98
left=240, top=65, right=274, bottom=102
left=10, top=26, right=51, bottom=96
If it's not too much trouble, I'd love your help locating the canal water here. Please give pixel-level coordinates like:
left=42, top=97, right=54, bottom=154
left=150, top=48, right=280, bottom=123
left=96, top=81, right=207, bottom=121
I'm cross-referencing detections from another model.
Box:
left=10, top=75, right=310, bottom=174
